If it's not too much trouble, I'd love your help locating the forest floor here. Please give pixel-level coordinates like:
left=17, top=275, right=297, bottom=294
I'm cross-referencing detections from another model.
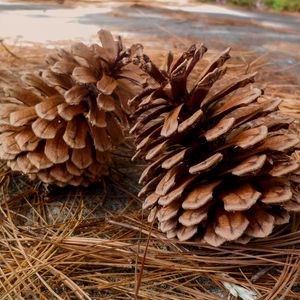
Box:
left=0, top=1, right=299, bottom=299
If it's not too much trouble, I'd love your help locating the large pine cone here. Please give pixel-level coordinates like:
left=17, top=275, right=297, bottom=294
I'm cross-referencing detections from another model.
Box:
left=0, top=30, right=143, bottom=187
left=130, top=45, right=300, bottom=246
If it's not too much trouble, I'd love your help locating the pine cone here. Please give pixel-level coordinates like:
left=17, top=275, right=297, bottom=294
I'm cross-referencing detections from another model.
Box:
left=130, top=45, right=300, bottom=246
left=0, top=30, right=144, bottom=187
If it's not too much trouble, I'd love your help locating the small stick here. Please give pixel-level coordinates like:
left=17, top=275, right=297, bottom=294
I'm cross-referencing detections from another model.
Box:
left=107, top=218, right=165, bottom=240
left=0, top=40, right=21, bottom=59
left=99, top=178, right=108, bottom=207
left=251, top=266, right=274, bottom=283
left=134, top=209, right=156, bottom=299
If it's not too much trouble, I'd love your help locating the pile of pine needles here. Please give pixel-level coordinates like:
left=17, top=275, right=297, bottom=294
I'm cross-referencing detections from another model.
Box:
left=1, top=164, right=300, bottom=299
left=0, top=40, right=300, bottom=300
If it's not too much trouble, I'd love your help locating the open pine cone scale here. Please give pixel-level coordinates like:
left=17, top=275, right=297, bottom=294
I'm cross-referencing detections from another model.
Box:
left=0, top=30, right=144, bottom=187
left=131, top=45, right=300, bottom=246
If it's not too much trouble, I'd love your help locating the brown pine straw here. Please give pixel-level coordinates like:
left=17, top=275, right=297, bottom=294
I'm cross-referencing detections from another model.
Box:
left=0, top=166, right=300, bottom=299
left=0, top=41, right=300, bottom=299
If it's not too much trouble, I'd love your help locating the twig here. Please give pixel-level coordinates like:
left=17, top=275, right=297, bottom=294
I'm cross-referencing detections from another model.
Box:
left=251, top=266, right=274, bottom=283
left=107, top=218, right=165, bottom=240
left=0, top=40, right=21, bottom=59
left=99, top=178, right=108, bottom=207
left=134, top=209, right=156, bottom=299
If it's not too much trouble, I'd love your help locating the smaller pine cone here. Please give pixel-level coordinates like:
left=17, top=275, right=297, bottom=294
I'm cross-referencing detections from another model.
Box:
left=0, top=30, right=143, bottom=187
left=131, top=45, right=300, bottom=246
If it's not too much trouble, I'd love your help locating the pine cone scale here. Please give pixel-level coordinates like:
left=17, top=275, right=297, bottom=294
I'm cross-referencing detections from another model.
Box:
left=10, top=107, right=37, bottom=126
left=96, top=73, right=117, bottom=95
left=229, top=154, right=267, bottom=176
left=27, top=149, right=53, bottom=170
left=15, top=127, right=39, bottom=151
left=178, top=204, right=209, bottom=227
left=35, top=95, right=64, bottom=120
left=64, top=85, right=88, bottom=104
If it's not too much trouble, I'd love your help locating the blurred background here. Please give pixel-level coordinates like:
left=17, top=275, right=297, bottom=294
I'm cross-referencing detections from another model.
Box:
left=1, top=0, right=299, bottom=94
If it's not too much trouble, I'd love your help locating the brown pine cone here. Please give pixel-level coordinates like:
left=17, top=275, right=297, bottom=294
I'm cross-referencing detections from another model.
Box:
left=0, top=30, right=144, bottom=187
left=130, top=45, right=300, bottom=246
